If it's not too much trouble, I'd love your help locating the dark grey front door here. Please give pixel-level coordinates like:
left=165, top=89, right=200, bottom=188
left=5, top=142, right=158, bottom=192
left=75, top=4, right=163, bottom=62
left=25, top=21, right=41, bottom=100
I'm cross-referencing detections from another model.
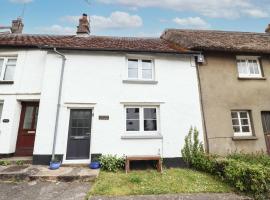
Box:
left=66, top=109, right=92, bottom=160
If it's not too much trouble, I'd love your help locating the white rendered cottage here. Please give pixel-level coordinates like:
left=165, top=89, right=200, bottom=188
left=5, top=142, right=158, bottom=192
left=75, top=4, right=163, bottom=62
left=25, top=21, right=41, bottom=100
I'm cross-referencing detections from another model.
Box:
left=0, top=15, right=203, bottom=166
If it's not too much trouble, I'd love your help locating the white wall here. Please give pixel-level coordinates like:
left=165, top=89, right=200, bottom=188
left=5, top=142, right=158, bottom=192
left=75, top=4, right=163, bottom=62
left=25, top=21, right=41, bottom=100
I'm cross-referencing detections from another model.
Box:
left=34, top=52, right=203, bottom=159
left=0, top=50, right=46, bottom=154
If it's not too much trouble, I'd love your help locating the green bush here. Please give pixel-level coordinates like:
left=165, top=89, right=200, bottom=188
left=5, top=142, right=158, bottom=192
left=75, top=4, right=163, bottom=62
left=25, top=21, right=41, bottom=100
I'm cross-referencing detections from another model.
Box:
left=0, top=160, right=11, bottom=166
left=99, top=155, right=125, bottom=172
left=15, top=160, right=24, bottom=166
left=181, top=127, right=204, bottom=167
left=181, top=129, right=270, bottom=199
left=228, top=152, right=270, bottom=167
left=224, top=160, right=270, bottom=199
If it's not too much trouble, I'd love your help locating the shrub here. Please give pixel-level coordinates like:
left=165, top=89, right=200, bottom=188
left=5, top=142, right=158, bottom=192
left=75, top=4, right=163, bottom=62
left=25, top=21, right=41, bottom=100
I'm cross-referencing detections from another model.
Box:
left=0, top=160, right=11, bottom=166
left=181, top=127, right=204, bottom=167
left=15, top=160, right=24, bottom=166
left=228, top=152, right=270, bottom=167
left=99, top=155, right=125, bottom=172
left=181, top=129, right=270, bottom=199
left=224, top=160, right=270, bottom=199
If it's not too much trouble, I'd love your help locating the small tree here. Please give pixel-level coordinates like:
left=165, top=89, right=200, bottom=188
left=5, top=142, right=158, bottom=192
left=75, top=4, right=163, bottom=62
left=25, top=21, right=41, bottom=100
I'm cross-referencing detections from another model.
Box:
left=181, top=127, right=204, bottom=166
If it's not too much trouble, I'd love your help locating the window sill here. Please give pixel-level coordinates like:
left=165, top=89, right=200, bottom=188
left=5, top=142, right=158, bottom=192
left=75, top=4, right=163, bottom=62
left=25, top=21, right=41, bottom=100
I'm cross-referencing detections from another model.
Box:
left=121, top=134, right=163, bottom=140
left=0, top=81, right=14, bottom=85
left=122, top=80, right=158, bottom=84
left=232, top=136, right=258, bottom=141
left=238, top=77, right=266, bottom=80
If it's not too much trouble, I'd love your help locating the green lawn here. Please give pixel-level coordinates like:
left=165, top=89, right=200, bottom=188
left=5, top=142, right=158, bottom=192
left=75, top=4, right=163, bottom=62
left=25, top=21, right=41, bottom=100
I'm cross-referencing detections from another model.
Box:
left=89, top=169, right=232, bottom=197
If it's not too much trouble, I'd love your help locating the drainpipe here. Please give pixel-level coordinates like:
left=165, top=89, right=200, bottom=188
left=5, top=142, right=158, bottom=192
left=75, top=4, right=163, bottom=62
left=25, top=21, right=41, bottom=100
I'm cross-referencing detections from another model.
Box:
left=195, top=56, right=210, bottom=153
left=51, top=48, right=66, bottom=161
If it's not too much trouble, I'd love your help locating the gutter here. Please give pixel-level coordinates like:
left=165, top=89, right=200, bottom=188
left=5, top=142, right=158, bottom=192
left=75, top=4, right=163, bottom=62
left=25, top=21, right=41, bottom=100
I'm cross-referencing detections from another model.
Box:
left=51, top=48, right=66, bottom=161
left=195, top=57, right=209, bottom=153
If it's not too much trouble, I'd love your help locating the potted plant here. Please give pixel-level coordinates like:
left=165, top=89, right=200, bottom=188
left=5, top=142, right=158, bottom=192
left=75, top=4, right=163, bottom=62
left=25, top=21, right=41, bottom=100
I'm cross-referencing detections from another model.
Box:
left=49, top=156, right=61, bottom=170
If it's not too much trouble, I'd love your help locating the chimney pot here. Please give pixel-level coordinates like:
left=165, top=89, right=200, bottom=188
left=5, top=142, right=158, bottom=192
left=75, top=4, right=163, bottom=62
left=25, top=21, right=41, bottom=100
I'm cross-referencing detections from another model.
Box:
left=11, top=18, right=24, bottom=34
left=77, top=13, right=90, bottom=35
left=265, top=24, right=270, bottom=33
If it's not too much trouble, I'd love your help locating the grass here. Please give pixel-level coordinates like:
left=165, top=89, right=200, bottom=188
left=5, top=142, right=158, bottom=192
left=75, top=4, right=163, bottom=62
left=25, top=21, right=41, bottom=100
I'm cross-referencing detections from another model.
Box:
left=89, top=169, right=232, bottom=197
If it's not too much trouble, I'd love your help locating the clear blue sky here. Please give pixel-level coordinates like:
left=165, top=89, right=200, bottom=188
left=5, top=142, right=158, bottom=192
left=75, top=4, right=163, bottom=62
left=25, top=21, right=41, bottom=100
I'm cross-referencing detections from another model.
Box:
left=1, top=0, right=270, bottom=36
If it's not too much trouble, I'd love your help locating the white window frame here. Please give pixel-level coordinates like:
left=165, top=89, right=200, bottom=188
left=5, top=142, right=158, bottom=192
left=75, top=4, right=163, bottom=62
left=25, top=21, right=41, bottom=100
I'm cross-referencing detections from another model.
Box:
left=124, top=105, right=160, bottom=135
left=126, top=57, right=155, bottom=81
left=0, top=57, right=17, bottom=81
left=236, top=56, right=262, bottom=78
left=231, top=110, right=253, bottom=137
left=0, top=101, right=3, bottom=121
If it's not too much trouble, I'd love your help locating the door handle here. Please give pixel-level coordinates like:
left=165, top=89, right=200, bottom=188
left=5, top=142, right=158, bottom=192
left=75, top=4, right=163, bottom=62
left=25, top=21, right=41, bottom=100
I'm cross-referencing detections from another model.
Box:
left=27, top=131, right=36, bottom=134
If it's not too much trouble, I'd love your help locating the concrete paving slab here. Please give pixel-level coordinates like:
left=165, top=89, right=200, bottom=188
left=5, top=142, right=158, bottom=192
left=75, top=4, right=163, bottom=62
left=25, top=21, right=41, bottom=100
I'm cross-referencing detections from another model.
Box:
left=0, top=164, right=99, bottom=182
left=0, top=181, right=91, bottom=200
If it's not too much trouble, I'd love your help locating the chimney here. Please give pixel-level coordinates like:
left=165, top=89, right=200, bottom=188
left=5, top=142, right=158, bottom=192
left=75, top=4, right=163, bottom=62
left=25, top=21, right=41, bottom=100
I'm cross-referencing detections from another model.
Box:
left=11, top=18, right=24, bottom=34
left=265, top=24, right=270, bottom=33
left=76, top=13, right=90, bottom=35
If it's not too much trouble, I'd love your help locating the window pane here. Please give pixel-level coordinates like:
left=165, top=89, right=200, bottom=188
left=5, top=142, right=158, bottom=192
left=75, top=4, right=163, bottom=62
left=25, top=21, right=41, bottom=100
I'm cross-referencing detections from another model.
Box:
left=242, top=126, right=250, bottom=133
left=253, top=62, right=259, bottom=74
left=232, top=119, right=239, bottom=125
left=128, top=59, right=138, bottom=78
left=241, top=119, right=249, bottom=125
left=126, top=108, right=139, bottom=119
left=233, top=126, right=240, bottom=133
left=126, top=120, right=139, bottom=131
left=237, top=60, right=248, bottom=75
left=142, top=60, right=153, bottom=79
left=144, top=108, right=157, bottom=119
left=142, top=69, right=152, bottom=79
left=0, top=59, right=4, bottom=77
left=33, top=107, right=39, bottom=129
left=128, top=68, right=138, bottom=78
left=144, top=120, right=157, bottom=131
left=0, top=103, right=3, bottom=120
left=231, top=112, right=238, bottom=118
left=23, top=106, right=34, bottom=129
left=248, top=61, right=255, bottom=74
left=240, top=112, right=248, bottom=118
left=4, top=64, right=15, bottom=80
left=142, top=60, right=152, bottom=70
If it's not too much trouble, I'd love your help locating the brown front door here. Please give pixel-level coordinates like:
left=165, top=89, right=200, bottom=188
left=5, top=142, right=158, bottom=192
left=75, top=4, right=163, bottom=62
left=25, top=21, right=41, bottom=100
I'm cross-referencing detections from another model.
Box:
left=15, top=102, right=39, bottom=156
left=261, top=111, right=270, bottom=155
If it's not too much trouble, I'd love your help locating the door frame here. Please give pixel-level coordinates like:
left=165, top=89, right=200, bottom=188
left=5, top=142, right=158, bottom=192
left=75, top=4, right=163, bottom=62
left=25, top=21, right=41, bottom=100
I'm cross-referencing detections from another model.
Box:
left=15, top=101, right=39, bottom=156
left=62, top=105, right=95, bottom=164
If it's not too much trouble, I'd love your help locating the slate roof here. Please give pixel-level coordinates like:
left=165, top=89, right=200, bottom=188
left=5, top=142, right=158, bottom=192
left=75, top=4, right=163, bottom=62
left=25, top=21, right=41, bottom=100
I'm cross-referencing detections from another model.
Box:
left=161, top=29, right=270, bottom=54
left=0, top=33, right=192, bottom=54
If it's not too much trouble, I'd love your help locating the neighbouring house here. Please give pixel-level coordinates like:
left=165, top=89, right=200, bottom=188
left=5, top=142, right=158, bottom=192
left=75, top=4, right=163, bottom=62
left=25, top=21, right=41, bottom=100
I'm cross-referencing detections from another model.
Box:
left=0, top=15, right=203, bottom=166
left=162, top=27, right=270, bottom=156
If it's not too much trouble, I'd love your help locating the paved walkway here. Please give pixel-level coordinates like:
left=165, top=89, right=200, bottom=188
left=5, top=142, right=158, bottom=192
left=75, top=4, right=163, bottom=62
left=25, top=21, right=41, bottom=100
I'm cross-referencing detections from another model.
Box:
left=0, top=165, right=99, bottom=182
left=90, top=194, right=252, bottom=200
left=0, top=181, right=91, bottom=200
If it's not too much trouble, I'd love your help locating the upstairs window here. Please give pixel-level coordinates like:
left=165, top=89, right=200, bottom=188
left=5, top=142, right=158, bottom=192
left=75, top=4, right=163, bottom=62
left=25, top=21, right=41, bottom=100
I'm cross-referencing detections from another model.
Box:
left=0, top=57, right=17, bottom=81
left=231, top=110, right=253, bottom=137
left=127, top=59, right=154, bottom=80
left=236, top=56, right=262, bottom=78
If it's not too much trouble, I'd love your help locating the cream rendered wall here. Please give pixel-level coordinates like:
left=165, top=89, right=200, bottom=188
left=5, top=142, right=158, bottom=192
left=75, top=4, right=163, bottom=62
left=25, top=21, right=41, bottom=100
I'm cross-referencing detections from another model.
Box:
left=0, top=50, right=47, bottom=154
left=34, top=52, right=203, bottom=160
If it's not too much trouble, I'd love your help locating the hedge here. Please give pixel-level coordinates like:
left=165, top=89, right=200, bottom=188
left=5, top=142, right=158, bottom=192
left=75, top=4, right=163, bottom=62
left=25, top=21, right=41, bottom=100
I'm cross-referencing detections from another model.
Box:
left=181, top=127, right=270, bottom=199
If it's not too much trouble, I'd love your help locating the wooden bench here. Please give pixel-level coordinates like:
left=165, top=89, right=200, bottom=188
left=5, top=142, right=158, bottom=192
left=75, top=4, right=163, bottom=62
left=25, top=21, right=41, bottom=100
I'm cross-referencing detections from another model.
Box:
left=125, top=155, right=162, bottom=173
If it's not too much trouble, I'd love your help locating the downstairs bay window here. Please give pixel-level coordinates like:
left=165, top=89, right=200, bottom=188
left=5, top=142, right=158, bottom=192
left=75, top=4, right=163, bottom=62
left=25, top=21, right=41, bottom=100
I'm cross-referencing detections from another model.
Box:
left=125, top=106, right=159, bottom=135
